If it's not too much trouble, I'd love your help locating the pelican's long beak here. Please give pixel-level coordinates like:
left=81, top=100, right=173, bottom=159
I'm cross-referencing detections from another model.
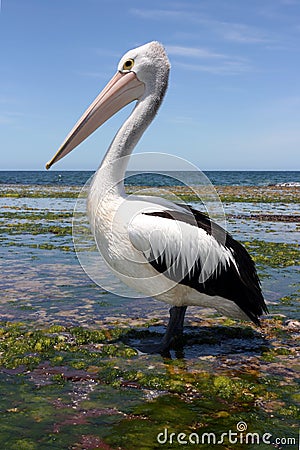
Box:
left=46, top=72, right=145, bottom=169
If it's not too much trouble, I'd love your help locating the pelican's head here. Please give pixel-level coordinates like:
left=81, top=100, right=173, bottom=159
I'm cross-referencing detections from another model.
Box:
left=118, top=41, right=170, bottom=93
left=46, top=41, right=170, bottom=169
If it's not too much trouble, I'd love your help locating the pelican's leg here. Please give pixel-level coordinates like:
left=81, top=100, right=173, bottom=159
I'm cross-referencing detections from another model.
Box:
left=135, top=306, right=187, bottom=354
left=160, top=306, right=187, bottom=350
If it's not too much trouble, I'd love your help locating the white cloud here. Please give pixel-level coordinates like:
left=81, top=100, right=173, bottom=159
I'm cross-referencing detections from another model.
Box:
left=176, top=60, right=252, bottom=75
left=166, top=45, right=251, bottom=75
left=0, top=111, right=23, bottom=125
left=166, top=45, right=227, bottom=59
left=131, top=7, right=277, bottom=46
left=219, top=23, right=273, bottom=44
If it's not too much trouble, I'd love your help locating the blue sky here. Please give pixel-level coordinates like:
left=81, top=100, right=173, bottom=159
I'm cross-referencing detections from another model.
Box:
left=1, top=0, right=300, bottom=170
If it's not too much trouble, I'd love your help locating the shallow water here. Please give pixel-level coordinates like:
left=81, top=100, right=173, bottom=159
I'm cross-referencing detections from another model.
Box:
left=1, top=193, right=299, bottom=322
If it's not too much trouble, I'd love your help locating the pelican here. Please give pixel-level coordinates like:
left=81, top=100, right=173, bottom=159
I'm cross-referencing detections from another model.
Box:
left=46, top=41, right=268, bottom=353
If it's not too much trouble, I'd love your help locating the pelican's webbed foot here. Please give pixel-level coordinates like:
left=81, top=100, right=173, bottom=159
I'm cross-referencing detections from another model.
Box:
left=135, top=306, right=187, bottom=355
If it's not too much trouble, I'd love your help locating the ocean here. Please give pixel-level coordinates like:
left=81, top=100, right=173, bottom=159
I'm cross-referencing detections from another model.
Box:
left=0, top=170, right=300, bottom=187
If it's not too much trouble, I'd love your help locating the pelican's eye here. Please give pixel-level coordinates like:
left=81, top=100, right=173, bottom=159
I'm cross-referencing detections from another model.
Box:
left=122, top=58, right=134, bottom=71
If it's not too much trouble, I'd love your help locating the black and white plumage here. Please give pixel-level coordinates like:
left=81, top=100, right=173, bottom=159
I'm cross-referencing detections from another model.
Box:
left=46, top=41, right=268, bottom=353
left=137, top=207, right=266, bottom=325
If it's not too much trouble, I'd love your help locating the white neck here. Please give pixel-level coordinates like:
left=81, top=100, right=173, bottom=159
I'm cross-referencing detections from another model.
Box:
left=88, top=87, right=160, bottom=206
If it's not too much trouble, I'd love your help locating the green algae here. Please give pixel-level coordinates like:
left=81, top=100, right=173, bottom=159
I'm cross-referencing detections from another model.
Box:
left=242, top=240, right=299, bottom=268
left=0, top=222, right=72, bottom=236
left=127, top=184, right=300, bottom=204
left=280, top=289, right=300, bottom=305
left=0, top=188, right=80, bottom=199
left=1, top=184, right=299, bottom=203
left=2, top=240, right=73, bottom=252
left=0, top=210, right=73, bottom=221
left=0, top=322, right=136, bottom=371
left=0, top=319, right=299, bottom=449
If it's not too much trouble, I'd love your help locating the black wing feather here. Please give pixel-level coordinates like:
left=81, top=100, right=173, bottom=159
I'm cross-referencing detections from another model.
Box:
left=143, top=207, right=268, bottom=325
